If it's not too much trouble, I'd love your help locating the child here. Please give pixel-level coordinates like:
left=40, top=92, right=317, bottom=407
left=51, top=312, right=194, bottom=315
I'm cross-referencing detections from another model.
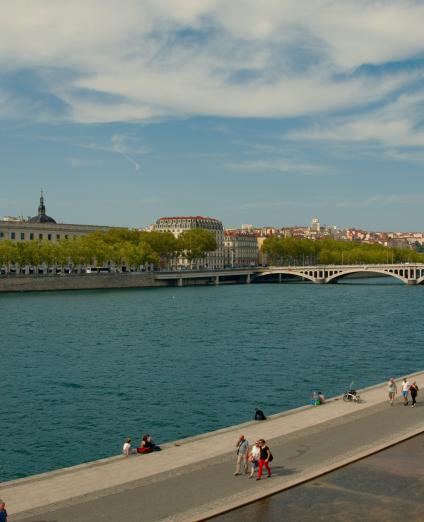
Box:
left=0, top=499, right=7, bottom=522
left=122, top=438, right=132, bottom=456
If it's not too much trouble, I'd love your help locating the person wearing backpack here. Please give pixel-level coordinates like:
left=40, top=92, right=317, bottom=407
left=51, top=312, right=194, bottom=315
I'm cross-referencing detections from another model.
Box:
left=256, top=439, right=272, bottom=480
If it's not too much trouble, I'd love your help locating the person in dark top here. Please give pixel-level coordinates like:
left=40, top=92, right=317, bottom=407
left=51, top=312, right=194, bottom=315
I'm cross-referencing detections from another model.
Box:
left=137, top=434, right=154, bottom=454
left=137, top=433, right=161, bottom=454
left=254, top=408, right=266, bottom=421
left=0, top=499, right=7, bottom=522
left=147, top=434, right=161, bottom=451
left=410, top=381, right=419, bottom=407
left=256, top=439, right=272, bottom=480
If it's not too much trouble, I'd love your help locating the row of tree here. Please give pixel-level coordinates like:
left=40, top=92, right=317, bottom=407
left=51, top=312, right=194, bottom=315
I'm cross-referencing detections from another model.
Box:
left=261, top=237, right=424, bottom=265
left=0, top=228, right=217, bottom=271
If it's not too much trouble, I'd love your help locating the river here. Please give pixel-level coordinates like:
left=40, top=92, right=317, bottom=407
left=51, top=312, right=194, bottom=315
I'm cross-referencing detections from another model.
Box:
left=1, top=278, right=423, bottom=481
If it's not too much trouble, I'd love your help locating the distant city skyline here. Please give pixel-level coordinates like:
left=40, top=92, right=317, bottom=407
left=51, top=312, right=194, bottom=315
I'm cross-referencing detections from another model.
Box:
left=2, top=192, right=424, bottom=237
left=1, top=2, right=424, bottom=230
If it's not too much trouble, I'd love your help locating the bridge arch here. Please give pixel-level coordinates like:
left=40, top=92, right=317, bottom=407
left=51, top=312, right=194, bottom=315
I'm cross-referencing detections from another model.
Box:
left=253, top=270, right=316, bottom=283
left=326, top=268, right=407, bottom=284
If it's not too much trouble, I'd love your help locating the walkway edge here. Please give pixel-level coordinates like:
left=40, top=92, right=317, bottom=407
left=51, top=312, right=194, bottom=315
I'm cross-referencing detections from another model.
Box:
left=3, top=368, right=423, bottom=491
left=174, top=424, right=424, bottom=522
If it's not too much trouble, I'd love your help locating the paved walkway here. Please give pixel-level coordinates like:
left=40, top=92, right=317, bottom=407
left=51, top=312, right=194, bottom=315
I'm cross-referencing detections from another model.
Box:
left=214, top=432, right=424, bottom=521
left=3, top=372, right=424, bottom=521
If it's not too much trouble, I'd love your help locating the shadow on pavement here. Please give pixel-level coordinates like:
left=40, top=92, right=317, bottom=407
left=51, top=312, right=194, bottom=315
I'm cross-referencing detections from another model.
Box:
left=268, top=465, right=296, bottom=477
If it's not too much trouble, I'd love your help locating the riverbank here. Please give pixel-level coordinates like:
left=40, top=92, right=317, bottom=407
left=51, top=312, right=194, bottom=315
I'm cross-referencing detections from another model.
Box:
left=0, top=270, right=253, bottom=293
left=0, top=263, right=418, bottom=293
left=3, top=371, right=424, bottom=521
left=0, top=272, right=164, bottom=292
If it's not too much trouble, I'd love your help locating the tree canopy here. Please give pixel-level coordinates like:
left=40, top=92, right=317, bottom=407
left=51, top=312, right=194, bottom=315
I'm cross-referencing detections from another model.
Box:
left=261, top=237, right=424, bottom=265
left=178, top=228, right=218, bottom=262
left=0, top=227, right=217, bottom=270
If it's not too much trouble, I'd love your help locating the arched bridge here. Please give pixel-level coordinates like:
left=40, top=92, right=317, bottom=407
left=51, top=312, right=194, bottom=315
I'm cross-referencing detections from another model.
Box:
left=154, top=264, right=424, bottom=286
left=255, top=264, right=424, bottom=285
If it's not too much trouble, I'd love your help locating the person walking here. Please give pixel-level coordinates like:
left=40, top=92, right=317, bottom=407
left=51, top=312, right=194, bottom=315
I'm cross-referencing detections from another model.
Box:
left=248, top=440, right=260, bottom=478
left=0, top=499, right=7, bottom=522
left=388, top=378, right=397, bottom=406
left=401, top=378, right=410, bottom=406
left=410, top=381, right=419, bottom=407
left=256, top=439, right=272, bottom=480
left=234, top=435, right=249, bottom=475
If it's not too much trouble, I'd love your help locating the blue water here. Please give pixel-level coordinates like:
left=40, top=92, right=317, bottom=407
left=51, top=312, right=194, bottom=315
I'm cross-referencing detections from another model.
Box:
left=1, top=280, right=423, bottom=482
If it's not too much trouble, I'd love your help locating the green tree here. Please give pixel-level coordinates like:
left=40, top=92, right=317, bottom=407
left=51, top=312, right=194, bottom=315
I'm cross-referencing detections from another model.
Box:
left=0, top=241, right=17, bottom=269
left=178, top=229, right=217, bottom=266
left=140, top=231, right=179, bottom=268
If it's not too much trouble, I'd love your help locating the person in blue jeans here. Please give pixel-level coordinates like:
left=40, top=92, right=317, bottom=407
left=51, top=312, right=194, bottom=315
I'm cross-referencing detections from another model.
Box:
left=0, top=499, right=7, bottom=522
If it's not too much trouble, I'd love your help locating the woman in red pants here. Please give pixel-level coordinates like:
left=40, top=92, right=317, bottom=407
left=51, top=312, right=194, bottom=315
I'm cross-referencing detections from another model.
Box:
left=256, top=439, right=272, bottom=480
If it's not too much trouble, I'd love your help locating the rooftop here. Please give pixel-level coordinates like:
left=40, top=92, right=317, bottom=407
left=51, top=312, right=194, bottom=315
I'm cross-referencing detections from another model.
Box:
left=157, top=216, right=221, bottom=222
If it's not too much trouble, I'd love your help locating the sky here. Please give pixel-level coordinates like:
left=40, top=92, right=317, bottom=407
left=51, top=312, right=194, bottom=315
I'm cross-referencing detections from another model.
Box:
left=1, top=0, right=424, bottom=231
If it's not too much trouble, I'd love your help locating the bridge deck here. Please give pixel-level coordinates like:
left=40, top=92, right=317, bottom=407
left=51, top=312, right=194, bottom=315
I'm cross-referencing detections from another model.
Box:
left=153, top=264, right=424, bottom=285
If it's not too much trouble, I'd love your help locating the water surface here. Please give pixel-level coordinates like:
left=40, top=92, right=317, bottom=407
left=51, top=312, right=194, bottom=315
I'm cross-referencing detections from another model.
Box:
left=1, top=279, right=423, bottom=481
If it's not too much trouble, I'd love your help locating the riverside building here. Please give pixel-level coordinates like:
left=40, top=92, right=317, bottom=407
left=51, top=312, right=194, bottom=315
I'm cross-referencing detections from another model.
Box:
left=0, top=193, right=111, bottom=242
left=154, top=216, right=224, bottom=269
left=224, top=231, right=259, bottom=267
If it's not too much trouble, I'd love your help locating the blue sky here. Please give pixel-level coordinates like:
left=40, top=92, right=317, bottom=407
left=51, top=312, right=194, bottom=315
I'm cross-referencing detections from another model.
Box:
left=1, top=0, right=424, bottom=230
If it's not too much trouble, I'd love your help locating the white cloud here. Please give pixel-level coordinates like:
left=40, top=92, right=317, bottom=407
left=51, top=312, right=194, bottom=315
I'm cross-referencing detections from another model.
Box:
left=336, top=193, right=424, bottom=208
left=1, top=1, right=424, bottom=123
left=67, top=157, right=102, bottom=168
left=286, top=87, right=424, bottom=152
left=226, top=158, right=329, bottom=175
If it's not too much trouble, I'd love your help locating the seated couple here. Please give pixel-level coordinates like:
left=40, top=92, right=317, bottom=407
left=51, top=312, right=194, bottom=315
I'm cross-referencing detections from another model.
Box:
left=122, top=434, right=161, bottom=456
left=137, top=434, right=161, bottom=454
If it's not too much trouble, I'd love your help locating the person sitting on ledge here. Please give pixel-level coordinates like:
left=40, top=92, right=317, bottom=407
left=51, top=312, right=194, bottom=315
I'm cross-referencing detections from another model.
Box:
left=254, top=408, right=266, bottom=421
left=137, top=433, right=161, bottom=453
left=122, top=438, right=132, bottom=456
left=147, top=434, right=161, bottom=451
left=318, top=392, right=325, bottom=404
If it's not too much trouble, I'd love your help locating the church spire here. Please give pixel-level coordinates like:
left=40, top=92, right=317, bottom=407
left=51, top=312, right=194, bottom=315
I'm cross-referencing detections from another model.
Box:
left=38, top=190, right=46, bottom=216
left=29, top=190, right=56, bottom=224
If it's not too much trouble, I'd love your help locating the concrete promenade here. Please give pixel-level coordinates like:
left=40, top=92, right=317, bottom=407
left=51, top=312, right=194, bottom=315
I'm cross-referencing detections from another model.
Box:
left=3, top=371, right=424, bottom=521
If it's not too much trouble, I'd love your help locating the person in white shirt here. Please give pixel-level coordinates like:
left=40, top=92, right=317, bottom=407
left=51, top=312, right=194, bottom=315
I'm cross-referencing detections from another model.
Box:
left=122, top=438, right=132, bottom=456
left=248, top=441, right=261, bottom=478
left=401, top=378, right=410, bottom=406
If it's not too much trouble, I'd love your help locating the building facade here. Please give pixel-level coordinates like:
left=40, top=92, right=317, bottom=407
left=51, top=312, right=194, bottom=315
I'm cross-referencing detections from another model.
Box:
left=0, top=193, right=111, bottom=243
left=154, top=216, right=224, bottom=269
left=224, top=231, right=259, bottom=267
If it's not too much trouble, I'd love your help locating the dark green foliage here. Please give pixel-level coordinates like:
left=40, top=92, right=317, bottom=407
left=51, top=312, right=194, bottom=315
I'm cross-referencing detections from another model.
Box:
left=261, top=237, right=423, bottom=265
left=0, top=227, right=217, bottom=270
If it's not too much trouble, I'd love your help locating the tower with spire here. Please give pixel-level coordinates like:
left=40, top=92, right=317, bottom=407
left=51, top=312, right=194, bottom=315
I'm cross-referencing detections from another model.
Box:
left=29, top=191, right=56, bottom=224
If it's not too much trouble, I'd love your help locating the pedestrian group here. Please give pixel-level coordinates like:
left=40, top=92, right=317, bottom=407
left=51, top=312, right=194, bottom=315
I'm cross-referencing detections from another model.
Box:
left=388, top=377, right=419, bottom=407
left=234, top=435, right=273, bottom=480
